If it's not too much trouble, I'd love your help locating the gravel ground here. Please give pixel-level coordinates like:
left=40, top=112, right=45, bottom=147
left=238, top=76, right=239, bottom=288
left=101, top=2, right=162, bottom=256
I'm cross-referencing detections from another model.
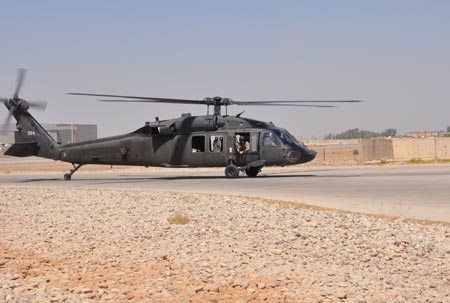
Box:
left=0, top=188, right=449, bottom=303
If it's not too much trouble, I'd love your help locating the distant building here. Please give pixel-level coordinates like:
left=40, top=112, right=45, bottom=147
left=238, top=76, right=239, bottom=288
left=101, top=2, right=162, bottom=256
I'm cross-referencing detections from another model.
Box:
left=0, top=123, right=97, bottom=145
left=405, top=131, right=444, bottom=138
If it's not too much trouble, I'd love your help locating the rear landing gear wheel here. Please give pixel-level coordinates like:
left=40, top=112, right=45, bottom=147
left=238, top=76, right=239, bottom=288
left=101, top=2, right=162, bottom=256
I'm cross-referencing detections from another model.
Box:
left=63, top=163, right=83, bottom=181
left=245, top=167, right=260, bottom=177
left=225, top=164, right=239, bottom=178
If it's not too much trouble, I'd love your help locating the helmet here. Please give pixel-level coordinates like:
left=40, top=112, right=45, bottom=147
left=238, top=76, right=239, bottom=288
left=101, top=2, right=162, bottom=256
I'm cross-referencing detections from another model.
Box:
left=239, top=136, right=245, bottom=141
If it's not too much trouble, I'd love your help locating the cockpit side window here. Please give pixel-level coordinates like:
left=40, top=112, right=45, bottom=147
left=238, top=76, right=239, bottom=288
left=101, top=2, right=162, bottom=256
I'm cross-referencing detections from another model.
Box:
left=263, top=131, right=281, bottom=147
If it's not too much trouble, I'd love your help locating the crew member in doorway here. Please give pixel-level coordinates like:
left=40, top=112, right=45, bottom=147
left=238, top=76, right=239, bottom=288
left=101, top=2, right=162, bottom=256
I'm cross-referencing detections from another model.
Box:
left=212, top=136, right=222, bottom=152
left=236, top=135, right=250, bottom=154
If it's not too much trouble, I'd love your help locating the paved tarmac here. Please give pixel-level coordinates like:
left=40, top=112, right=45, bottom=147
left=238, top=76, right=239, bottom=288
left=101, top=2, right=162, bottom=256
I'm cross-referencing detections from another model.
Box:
left=0, top=164, right=449, bottom=222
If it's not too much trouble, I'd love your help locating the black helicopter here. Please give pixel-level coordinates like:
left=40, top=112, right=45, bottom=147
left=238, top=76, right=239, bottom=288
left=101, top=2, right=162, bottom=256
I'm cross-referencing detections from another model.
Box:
left=2, top=69, right=360, bottom=180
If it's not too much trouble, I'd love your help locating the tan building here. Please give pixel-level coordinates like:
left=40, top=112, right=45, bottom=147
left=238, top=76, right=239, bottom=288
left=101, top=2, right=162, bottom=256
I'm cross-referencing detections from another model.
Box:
left=406, top=130, right=444, bottom=138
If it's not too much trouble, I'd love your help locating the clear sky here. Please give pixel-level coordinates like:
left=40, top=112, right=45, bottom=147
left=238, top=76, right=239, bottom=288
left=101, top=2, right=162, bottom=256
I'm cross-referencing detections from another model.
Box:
left=1, top=0, right=449, bottom=139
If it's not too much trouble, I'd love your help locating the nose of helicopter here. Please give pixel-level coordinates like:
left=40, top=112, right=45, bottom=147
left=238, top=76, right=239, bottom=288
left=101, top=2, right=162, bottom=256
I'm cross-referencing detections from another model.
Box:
left=295, top=145, right=317, bottom=164
left=285, top=145, right=316, bottom=164
left=305, top=148, right=317, bottom=161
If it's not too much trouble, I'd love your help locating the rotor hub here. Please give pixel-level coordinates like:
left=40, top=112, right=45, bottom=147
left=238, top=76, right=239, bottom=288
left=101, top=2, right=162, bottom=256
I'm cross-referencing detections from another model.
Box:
left=4, top=98, right=29, bottom=111
left=17, top=99, right=30, bottom=111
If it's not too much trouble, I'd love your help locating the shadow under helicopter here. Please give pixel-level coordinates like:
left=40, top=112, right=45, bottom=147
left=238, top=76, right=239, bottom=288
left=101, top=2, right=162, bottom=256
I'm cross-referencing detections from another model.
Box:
left=16, top=172, right=361, bottom=185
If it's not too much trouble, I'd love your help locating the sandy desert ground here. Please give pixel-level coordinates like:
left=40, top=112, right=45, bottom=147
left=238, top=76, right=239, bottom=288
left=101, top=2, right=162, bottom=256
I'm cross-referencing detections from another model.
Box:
left=1, top=188, right=449, bottom=303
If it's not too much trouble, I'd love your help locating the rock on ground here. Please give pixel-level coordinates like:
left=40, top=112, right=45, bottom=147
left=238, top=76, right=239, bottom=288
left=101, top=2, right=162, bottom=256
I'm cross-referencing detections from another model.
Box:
left=0, top=188, right=449, bottom=302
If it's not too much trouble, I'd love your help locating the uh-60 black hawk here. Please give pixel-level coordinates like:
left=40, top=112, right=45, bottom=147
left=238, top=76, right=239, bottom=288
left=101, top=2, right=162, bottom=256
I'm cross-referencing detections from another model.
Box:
left=2, top=69, right=360, bottom=180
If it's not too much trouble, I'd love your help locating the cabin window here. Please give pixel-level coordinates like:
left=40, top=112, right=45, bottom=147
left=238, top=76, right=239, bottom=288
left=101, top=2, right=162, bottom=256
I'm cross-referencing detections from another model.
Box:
left=210, top=135, right=224, bottom=152
left=192, top=136, right=205, bottom=152
left=263, top=131, right=281, bottom=147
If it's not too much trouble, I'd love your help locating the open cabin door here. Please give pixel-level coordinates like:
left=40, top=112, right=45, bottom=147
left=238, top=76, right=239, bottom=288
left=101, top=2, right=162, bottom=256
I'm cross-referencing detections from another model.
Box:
left=232, top=132, right=260, bottom=166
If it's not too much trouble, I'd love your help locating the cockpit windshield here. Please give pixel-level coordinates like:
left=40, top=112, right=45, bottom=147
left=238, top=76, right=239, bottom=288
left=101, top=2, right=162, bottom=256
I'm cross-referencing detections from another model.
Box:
left=269, top=128, right=302, bottom=146
left=282, top=129, right=303, bottom=145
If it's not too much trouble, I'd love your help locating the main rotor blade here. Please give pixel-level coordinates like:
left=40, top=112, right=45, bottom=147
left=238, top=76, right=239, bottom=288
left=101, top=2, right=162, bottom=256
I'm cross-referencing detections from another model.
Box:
left=234, top=103, right=336, bottom=108
left=98, top=99, right=207, bottom=105
left=68, top=93, right=206, bottom=104
left=14, top=68, right=27, bottom=99
left=232, top=100, right=361, bottom=105
left=69, top=93, right=361, bottom=107
left=98, top=99, right=335, bottom=107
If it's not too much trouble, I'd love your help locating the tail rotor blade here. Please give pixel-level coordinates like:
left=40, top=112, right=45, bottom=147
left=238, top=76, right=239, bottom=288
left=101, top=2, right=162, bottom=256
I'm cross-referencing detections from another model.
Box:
left=28, top=101, right=47, bottom=111
left=13, top=68, right=27, bottom=99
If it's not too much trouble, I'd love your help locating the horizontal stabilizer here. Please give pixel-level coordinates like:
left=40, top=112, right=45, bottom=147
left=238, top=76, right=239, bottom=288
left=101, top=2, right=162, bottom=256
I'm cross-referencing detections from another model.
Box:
left=4, top=142, right=38, bottom=157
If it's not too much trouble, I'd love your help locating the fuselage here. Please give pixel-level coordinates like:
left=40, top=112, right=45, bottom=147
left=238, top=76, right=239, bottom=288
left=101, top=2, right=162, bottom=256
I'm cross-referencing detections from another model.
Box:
left=56, top=115, right=317, bottom=168
left=3, top=100, right=317, bottom=169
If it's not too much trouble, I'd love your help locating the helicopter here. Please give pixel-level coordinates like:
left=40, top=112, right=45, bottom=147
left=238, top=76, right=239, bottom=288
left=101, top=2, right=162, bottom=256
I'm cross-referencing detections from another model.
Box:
left=2, top=69, right=361, bottom=180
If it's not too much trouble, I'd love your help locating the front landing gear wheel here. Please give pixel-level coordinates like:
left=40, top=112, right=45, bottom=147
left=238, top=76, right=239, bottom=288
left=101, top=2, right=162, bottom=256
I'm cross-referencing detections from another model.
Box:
left=245, top=167, right=260, bottom=177
left=225, top=164, right=239, bottom=178
left=64, top=173, right=71, bottom=181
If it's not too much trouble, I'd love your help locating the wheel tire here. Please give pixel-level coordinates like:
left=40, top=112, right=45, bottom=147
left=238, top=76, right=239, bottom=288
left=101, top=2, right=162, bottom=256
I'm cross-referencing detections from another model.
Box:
left=225, top=164, right=239, bottom=178
left=64, top=173, right=71, bottom=181
left=245, top=167, right=260, bottom=177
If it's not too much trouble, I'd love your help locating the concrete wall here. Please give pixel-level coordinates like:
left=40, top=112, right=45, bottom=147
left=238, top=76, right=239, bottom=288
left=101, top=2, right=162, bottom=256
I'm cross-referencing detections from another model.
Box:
left=359, top=139, right=393, bottom=162
left=436, top=138, right=450, bottom=158
left=311, top=137, right=450, bottom=164
left=359, top=137, right=450, bottom=162
left=305, top=139, right=360, bottom=164
left=392, top=138, right=436, bottom=160
left=312, top=146, right=358, bottom=163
